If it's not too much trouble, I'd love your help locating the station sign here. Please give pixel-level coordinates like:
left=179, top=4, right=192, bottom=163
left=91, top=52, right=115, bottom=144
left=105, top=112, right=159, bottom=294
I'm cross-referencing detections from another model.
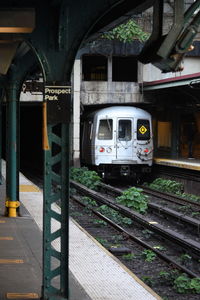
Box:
left=44, top=84, right=71, bottom=124
left=44, top=85, right=71, bottom=101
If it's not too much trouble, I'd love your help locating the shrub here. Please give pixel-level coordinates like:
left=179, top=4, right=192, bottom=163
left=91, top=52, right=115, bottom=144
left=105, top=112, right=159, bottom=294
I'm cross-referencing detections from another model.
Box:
left=148, top=178, right=184, bottom=195
left=116, top=187, right=148, bottom=214
left=70, top=167, right=101, bottom=190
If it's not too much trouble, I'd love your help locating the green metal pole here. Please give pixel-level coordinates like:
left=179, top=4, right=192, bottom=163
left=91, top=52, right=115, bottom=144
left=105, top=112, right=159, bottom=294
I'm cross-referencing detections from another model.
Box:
left=5, top=84, right=20, bottom=217
left=42, top=83, right=70, bottom=299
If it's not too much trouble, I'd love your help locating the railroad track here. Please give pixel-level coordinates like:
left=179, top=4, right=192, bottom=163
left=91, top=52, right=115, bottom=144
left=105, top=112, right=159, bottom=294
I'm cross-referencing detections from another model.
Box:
left=70, top=180, right=200, bottom=271
left=99, top=182, right=200, bottom=235
left=70, top=192, right=200, bottom=279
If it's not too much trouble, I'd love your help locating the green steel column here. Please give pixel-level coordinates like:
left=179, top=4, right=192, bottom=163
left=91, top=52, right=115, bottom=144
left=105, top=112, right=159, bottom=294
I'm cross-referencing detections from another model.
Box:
left=5, top=84, right=20, bottom=217
left=42, top=83, right=70, bottom=299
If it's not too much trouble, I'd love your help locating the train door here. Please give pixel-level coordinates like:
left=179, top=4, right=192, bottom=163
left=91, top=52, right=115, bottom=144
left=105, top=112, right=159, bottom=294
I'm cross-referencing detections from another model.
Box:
left=81, top=120, right=93, bottom=164
left=116, top=118, right=133, bottom=159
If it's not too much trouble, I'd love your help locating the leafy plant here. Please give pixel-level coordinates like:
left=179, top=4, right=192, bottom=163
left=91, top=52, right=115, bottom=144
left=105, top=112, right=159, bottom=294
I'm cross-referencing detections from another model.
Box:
left=141, top=276, right=154, bottom=287
left=102, top=19, right=150, bottom=43
left=142, top=229, right=154, bottom=239
left=97, top=204, right=132, bottom=226
left=142, top=249, right=156, bottom=262
left=70, top=212, right=83, bottom=217
left=174, top=273, right=200, bottom=294
left=95, top=238, right=109, bottom=248
left=179, top=253, right=192, bottom=266
left=159, top=270, right=179, bottom=284
left=148, top=178, right=184, bottom=195
left=180, top=192, right=200, bottom=203
left=70, top=167, right=101, bottom=190
left=178, top=205, right=192, bottom=213
left=122, top=253, right=136, bottom=260
left=192, top=211, right=200, bottom=217
left=92, top=219, right=107, bottom=227
left=81, top=196, right=98, bottom=207
left=117, top=187, right=148, bottom=214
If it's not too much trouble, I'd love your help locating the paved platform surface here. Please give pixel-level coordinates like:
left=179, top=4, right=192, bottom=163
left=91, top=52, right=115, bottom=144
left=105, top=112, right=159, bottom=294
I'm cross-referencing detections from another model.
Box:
left=0, top=161, right=161, bottom=300
left=154, top=157, right=200, bottom=171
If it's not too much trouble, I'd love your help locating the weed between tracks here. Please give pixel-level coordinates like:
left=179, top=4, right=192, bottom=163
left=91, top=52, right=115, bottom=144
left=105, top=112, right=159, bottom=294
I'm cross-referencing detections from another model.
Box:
left=70, top=167, right=200, bottom=299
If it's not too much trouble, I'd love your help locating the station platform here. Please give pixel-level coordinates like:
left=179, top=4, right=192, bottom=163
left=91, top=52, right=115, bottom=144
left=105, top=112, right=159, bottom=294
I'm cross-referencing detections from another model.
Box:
left=154, top=157, right=200, bottom=171
left=0, top=160, right=161, bottom=300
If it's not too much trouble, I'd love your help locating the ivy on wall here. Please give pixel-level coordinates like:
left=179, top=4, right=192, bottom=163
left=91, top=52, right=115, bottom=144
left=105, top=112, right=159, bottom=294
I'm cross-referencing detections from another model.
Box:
left=102, top=19, right=150, bottom=43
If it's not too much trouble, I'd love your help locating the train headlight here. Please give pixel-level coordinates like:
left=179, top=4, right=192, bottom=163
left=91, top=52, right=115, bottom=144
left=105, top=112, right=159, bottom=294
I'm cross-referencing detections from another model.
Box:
left=99, top=147, right=105, bottom=152
left=106, top=147, right=112, bottom=153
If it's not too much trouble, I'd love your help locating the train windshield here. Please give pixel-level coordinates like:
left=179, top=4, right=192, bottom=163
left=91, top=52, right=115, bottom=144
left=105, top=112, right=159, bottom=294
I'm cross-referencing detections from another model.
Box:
left=137, top=119, right=150, bottom=140
left=98, top=119, right=113, bottom=140
left=118, top=120, right=131, bottom=141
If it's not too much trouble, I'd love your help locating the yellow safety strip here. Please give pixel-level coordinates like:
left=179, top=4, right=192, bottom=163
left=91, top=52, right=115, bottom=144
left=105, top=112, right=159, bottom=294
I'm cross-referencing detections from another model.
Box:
left=19, top=185, right=40, bottom=192
left=0, top=220, right=6, bottom=223
left=0, top=259, right=24, bottom=264
left=0, top=237, right=13, bottom=240
left=6, top=293, right=39, bottom=299
left=154, top=158, right=200, bottom=171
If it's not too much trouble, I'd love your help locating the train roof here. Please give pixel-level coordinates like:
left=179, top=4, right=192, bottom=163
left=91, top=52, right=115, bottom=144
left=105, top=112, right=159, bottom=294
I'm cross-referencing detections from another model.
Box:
left=86, top=106, right=151, bottom=119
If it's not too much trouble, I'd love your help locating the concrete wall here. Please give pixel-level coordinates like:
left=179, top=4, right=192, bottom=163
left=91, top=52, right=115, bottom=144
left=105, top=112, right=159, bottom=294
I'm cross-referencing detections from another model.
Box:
left=81, top=81, right=142, bottom=105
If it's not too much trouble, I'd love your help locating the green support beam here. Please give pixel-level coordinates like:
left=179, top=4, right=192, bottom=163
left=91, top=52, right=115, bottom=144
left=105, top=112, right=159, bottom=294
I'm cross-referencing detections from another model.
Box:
left=5, top=81, right=20, bottom=217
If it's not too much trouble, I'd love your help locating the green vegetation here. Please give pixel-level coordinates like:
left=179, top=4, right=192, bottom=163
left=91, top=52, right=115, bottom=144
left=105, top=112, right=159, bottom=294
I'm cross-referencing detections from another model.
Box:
left=179, top=192, right=200, bottom=203
left=174, top=274, right=200, bottom=294
left=141, top=276, right=154, bottom=287
left=179, top=253, right=192, bottom=266
left=141, top=249, right=156, bottom=262
left=102, top=19, right=150, bottom=43
left=70, top=167, right=101, bottom=190
left=95, top=238, right=109, bottom=248
left=142, top=229, right=154, bottom=238
left=122, top=253, right=136, bottom=260
left=81, top=196, right=98, bottom=208
left=97, top=205, right=132, bottom=226
left=146, top=177, right=200, bottom=205
left=117, top=187, right=148, bottom=214
left=147, top=178, right=184, bottom=194
left=159, top=269, right=179, bottom=284
left=92, top=219, right=107, bottom=227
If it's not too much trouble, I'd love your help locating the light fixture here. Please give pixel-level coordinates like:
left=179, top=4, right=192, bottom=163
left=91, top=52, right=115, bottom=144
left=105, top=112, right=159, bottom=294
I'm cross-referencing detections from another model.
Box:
left=0, top=9, right=35, bottom=33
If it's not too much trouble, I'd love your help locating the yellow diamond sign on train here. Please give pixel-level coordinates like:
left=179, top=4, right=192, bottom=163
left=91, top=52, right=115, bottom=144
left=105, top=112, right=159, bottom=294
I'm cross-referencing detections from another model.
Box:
left=139, top=125, right=147, bottom=134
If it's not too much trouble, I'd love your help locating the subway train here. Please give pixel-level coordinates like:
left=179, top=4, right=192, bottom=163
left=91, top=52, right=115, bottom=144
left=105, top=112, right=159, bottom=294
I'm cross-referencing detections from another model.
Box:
left=81, top=106, right=153, bottom=179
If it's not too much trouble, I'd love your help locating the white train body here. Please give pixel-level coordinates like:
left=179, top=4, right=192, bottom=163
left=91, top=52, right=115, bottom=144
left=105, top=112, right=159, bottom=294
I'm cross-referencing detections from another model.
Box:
left=81, top=106, right=153, bottom=178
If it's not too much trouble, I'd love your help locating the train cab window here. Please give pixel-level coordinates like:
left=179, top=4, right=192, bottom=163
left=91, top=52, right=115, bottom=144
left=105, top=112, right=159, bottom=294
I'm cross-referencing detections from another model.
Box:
left=98, top=119, right=113, bottom=140
left=137, top=119, right=150, bottom=140
left=118, top=120, right=131, bottom=141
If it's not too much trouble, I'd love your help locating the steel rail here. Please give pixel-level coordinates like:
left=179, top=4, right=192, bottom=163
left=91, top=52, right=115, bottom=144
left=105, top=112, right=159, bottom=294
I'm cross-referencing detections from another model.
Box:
left=99, top=182, right=200, bottom=231
left=70, top=180, right=200, bottom=257
left=71, top=194, right=199, bottom=278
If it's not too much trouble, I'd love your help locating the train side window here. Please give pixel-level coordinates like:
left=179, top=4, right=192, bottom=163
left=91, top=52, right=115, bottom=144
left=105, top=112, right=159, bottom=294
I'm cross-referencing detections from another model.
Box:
left=137, top=119, right=150, bottom=140
left=98, top=119, right=113, bottom=140
left=118, top=120, right=131, bottom=141
left=83, top=121, right=93, bottom=142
